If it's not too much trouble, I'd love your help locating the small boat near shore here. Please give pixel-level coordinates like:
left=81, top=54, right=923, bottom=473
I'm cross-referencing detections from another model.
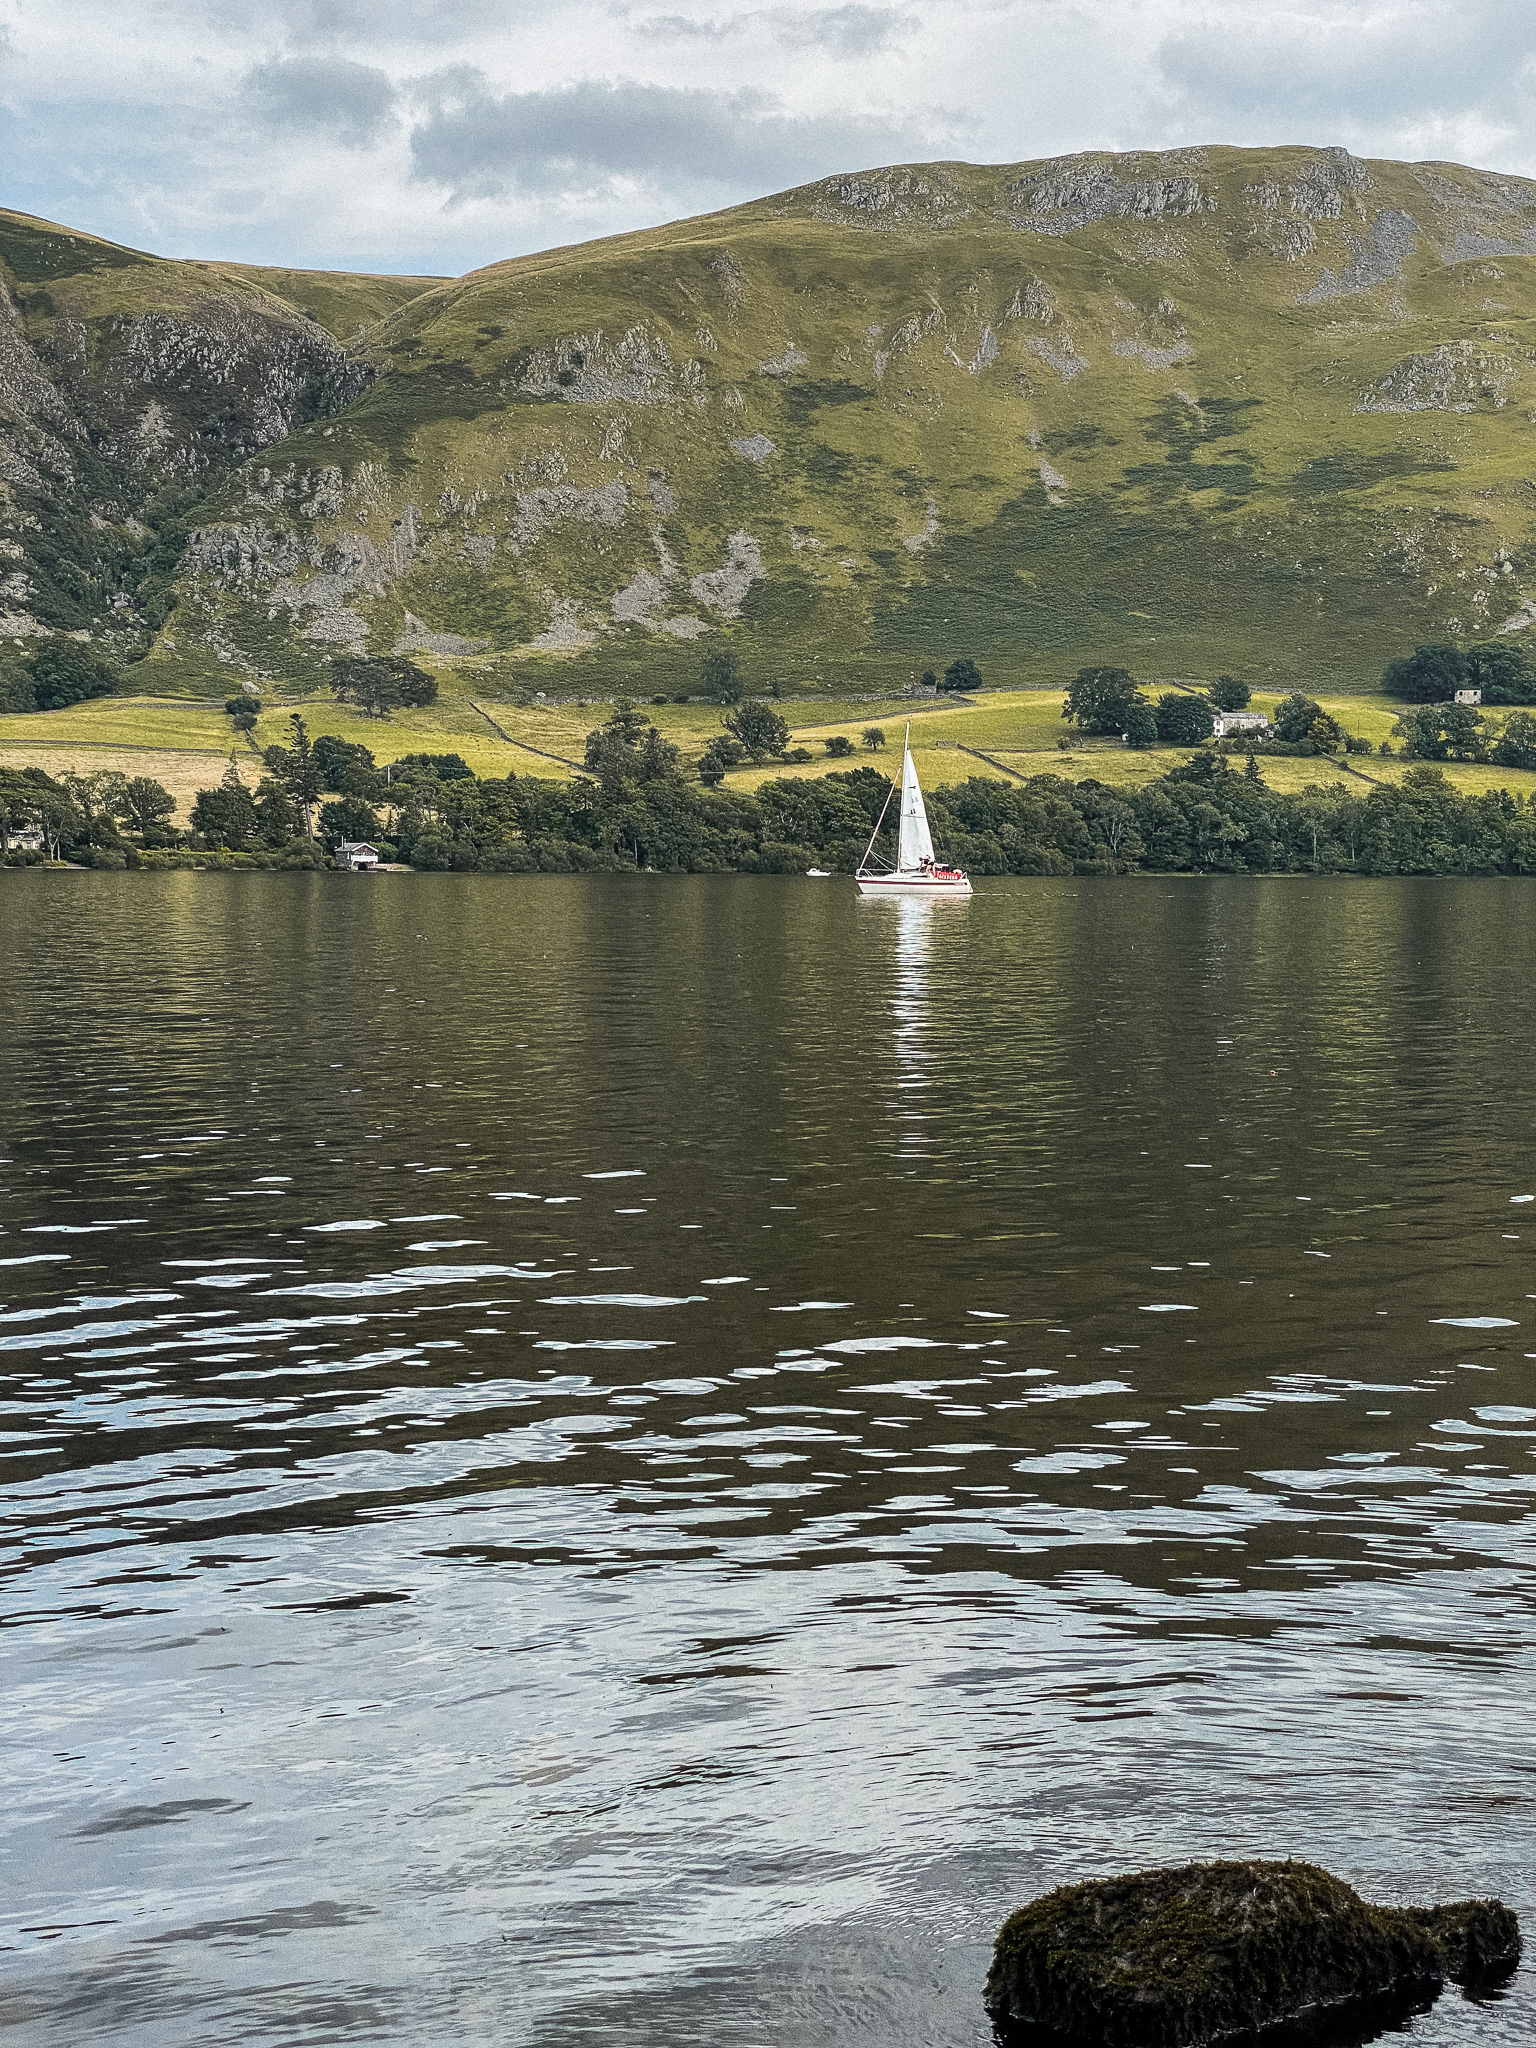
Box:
left=856, top=727, right=972, bottom=897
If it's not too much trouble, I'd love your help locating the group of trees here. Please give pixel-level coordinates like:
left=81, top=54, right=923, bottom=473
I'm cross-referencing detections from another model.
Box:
left=291, top=737, right=1536, bottom=878
left=330, top=656, right=438, bottom=719
left=0, top=714, right=351, bottom=864
left=1063, top=667, right=1232, bottom=748
left=185, top=721, right=478, bottom=855
left=690, top=706, right=889, bottom=785
left=1390, top=704, right=1536, bottom=768
left=0, top=636, right=121, bottom=714
left=15, top=703, right=1536, bottom=879
left=690, top=649, right=981, bottom=705
left=1062, top=669, right=1363, bottom=755
left=1, top=763, right=182, bottom=865
left=184, top=703, right=1536, bottom=879
left=2, top=644, right=441, bottom=724
left=1382, top=643, right=1536, bottom=704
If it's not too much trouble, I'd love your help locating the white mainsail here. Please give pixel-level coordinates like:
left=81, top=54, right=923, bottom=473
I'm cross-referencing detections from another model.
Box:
left=896, top=736, right=935, bottom=871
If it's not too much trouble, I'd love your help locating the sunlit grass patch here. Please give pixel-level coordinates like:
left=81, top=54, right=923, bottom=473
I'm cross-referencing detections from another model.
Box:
left=0, top=744, right=228, bottom=822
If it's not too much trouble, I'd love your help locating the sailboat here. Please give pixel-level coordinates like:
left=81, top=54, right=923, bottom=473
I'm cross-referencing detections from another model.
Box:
left=856, top=727, right=973, bottom=896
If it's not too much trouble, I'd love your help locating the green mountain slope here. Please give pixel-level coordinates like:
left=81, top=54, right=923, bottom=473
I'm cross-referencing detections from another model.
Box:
left=0, top=207, right=443, bottom=646
left=9, top=148, right=1536, bottom=694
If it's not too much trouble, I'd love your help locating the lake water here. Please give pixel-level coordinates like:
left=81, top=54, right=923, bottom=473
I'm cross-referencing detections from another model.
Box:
left=2, top=871, right=1535, bottom=2047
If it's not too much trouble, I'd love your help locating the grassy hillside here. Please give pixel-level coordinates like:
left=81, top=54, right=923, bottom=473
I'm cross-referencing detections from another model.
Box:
left=206, top=264, right=450, bottom=343
left=163, top=146, right=1536, bottom=697
left=10, top=148, right=1536, bottom=698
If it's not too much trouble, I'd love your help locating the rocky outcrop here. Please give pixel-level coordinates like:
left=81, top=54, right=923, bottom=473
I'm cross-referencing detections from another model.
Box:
left=509, top=325, right=692, bottom=406
left=0, top=214, right=378, bottom=643
left=1011, top=155, right=1216, bottom=236
left=809, top=167, right=970, bottom=228
left=1297, top=209, right=1418, bottom=302
left=1358, top=341, right=1520, bottom=413
left=986, top=1859, right=1520, bottom=2047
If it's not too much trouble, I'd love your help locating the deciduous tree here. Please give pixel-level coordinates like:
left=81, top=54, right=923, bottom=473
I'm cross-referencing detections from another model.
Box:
left=313, top=734, right=381, bottom=795
left=1154, top=693, right=1215, bottom=745
left=1273, top=692, right=1325, bottom=743
left=1122, top=700, right=1158, bottom=748
left=584, top=704, right=682, bottom=794
left=1466, top=642, right=1536, bottom=704
left=942, top=657, right=982, bottom=694
left=1307, top=710, right=1348, bottom=754
left=1492, top=711, right=1536, bottom=771
left=723, top=701, right=790, bottom=758
left=697, top=736, right=746, bottom=786
left=115, top=777, right=176, bottom=838
left=1065, top=666, right=1143, bottom=734
left=320, top=796, right=383, bottom=847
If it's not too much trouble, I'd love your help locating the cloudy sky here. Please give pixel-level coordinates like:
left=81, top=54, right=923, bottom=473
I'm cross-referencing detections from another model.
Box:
left=2, top=0, right=1534, bottom=277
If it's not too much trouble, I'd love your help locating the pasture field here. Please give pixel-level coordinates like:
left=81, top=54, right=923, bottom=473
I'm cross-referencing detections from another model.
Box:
left=5, top=686, right=1536, bottom=823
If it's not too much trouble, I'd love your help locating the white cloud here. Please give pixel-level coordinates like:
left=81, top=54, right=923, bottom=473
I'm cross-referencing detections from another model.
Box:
left=1155, top=1, right=1536, bottom=137
left=636, top=6, right=919, bottom=54
left=3, top=0, right=1536, bottom=272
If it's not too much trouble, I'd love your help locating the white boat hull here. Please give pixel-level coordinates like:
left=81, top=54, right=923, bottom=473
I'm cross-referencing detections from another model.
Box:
left=856, top=871, right=972, bottom=897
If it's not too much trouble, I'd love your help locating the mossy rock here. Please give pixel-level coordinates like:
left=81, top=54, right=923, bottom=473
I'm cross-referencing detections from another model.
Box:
left=985, top=1858, right=1519, bottom=2047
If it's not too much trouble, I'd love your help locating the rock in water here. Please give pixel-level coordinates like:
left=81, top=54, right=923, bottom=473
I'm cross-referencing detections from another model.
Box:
left=985, top=1859, right=1520, bottom=2046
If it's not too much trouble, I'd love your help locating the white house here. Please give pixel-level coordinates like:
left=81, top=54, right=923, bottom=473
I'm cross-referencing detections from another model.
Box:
left=5, top=822, right=45, bottom=853
left=335, top=840, right=381, bottom=871
left=1454, top=689, right=1482, bottom=706
left=1212, top=710, right=1271, bottom=739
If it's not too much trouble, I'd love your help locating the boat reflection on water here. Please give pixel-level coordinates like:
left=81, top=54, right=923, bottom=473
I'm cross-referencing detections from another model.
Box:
left=887, top=891, right=963, bottom=1163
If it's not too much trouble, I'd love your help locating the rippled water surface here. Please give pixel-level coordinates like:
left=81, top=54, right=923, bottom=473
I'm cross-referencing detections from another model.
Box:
left=3, top=871, right=1536, bottom=2045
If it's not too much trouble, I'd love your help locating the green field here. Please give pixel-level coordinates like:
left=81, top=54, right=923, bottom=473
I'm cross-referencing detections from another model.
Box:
left=6, top=686, right=1533, bottom=823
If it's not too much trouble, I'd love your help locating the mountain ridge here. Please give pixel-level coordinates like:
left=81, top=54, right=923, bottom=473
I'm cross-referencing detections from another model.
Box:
left=7, top=146, right=1536, bottom=698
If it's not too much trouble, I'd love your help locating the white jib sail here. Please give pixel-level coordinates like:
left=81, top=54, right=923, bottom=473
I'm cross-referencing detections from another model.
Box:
left=897, top=738, right=936, bottom=871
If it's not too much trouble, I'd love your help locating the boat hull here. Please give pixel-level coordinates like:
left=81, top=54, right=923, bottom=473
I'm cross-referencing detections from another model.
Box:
left=856, top=872, right=972, bottom=897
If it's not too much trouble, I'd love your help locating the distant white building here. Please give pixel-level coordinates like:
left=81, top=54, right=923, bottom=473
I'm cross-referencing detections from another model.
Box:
left=335, top=840, right=381, bottom=871
left=5, top=822, right=45, bottom=853
left=1212, top=710, right=1271, bottom=739
left=1454, top=688, right=1482, bottom=706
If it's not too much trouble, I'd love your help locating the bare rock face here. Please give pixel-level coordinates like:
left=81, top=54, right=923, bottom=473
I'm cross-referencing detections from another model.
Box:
left=985, top=1859, right=1520, bottom=2047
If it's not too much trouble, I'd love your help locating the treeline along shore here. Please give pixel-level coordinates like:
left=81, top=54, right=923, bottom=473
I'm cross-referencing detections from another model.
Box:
left=9, top=702, right=1536, bottom=877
